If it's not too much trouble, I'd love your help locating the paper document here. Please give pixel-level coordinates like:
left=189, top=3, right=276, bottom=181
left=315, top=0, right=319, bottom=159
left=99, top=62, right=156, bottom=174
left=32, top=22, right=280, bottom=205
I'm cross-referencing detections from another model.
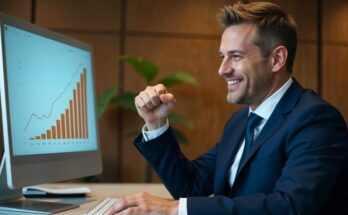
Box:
left=23, top=186, right=91, bottom=197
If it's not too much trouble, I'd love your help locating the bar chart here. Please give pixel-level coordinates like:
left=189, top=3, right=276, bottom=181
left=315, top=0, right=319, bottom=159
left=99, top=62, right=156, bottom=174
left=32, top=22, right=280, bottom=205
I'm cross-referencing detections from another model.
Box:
left=30, top=68, right=88, bottom=140
left=5, top=23, right=98, bottom=156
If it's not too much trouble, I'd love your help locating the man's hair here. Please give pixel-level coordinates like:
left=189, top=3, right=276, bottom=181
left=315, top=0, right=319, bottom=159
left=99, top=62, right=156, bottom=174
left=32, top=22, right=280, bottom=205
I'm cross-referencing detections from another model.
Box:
left=217, top=2, right=297, bottom=72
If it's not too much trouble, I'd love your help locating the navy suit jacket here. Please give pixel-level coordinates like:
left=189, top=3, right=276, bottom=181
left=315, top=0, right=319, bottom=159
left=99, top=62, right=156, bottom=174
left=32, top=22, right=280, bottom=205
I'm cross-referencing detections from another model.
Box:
left=134, top=80, right=348, bottom=215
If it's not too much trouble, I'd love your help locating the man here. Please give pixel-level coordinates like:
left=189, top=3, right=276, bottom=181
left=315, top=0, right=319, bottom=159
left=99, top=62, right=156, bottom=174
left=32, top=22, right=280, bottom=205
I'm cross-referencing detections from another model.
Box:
left=109, top=2, right=348, bottom=215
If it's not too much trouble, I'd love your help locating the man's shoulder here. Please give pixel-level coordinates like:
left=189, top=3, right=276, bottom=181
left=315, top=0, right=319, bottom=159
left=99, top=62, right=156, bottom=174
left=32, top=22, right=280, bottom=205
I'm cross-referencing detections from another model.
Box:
left=276, top=80, right=342, bottom=119
left=283, top=87, right=347, bottom=133
left=296, top=88, right=341, bottom=114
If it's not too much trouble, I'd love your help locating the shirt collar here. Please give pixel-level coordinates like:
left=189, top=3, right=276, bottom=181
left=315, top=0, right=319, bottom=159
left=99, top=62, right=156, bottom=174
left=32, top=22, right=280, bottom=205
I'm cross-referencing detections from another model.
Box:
left=249, top=77, right=293, bottom=120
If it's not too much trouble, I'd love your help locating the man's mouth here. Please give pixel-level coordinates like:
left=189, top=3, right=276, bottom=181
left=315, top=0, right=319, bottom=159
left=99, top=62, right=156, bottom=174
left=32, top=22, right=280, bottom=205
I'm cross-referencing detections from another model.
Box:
left=227, top=79, right=242, bottom=87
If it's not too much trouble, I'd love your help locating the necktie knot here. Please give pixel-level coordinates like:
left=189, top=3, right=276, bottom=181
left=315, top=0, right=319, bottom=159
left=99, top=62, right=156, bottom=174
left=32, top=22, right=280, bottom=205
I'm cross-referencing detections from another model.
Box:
left=247, top=113, right=263, bottom=133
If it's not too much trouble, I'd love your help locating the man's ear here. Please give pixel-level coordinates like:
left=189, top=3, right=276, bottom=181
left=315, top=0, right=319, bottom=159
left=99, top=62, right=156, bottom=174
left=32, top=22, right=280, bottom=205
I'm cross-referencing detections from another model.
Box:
left=271, top=46, right=288, bottom=72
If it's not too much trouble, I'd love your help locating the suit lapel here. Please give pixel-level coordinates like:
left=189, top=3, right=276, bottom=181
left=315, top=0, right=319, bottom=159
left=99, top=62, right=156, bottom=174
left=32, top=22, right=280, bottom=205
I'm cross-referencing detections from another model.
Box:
left=232, top=79, right=304, bottom=188
left=235, top=114, right=285, bottom=175
left=215, top=109, right=248, bottom=195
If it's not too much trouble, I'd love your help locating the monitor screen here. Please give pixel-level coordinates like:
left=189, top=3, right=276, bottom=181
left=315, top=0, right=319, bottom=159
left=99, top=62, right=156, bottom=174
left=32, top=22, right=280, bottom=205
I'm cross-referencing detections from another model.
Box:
left=0, top=12, right=102, bottom=191
left=4, top=24, right=98, bottom=156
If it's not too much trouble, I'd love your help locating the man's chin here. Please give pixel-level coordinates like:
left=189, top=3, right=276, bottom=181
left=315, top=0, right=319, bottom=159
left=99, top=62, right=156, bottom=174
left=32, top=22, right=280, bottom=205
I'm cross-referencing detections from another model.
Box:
left=226, top=95, right=240, bottom=105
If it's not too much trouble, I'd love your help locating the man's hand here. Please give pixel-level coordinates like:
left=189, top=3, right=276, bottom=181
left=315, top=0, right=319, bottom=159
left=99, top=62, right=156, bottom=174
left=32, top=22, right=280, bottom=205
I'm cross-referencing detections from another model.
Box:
left=108, top=192, right=178, bottom=215
left=135, top=84, right=176, bottom=130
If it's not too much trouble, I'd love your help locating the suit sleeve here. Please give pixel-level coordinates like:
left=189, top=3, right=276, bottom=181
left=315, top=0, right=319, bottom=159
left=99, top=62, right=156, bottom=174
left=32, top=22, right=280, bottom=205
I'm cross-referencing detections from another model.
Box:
left=134, top=127, right=217, bottom=199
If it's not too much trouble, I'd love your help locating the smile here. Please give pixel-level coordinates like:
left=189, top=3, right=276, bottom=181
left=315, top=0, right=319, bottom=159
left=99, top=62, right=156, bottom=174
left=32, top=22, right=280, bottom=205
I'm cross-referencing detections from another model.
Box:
left=227, top=79, right=241, bottom=86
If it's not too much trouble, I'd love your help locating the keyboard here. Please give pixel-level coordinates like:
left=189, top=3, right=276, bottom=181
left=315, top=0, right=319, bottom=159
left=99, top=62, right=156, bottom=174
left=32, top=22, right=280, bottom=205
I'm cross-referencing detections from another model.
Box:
left=85, top=198, right=120, bottom=215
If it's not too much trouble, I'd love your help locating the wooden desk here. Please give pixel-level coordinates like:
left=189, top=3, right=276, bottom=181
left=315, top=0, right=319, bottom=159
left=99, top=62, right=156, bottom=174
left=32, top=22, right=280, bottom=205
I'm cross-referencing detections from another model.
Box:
left=38, top=183, right=171, bottom=215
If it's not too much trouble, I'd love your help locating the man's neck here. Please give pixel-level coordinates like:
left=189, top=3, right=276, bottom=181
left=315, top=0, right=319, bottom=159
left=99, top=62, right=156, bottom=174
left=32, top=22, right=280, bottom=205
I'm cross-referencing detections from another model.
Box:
left=250, top=73, right=291, bottom=111
left=250, top=77, right=293, bottom=118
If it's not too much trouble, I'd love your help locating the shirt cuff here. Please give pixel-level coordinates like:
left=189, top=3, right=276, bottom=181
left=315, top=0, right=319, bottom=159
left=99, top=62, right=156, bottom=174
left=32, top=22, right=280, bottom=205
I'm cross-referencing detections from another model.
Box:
left=142, top=120, right=169, bottom=141
left=178, top=198, right=188, bottom=215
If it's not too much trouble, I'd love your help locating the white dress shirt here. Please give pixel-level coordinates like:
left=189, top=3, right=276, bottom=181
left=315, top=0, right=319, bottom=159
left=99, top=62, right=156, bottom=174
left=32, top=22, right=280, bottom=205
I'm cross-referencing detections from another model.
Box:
left=142, top=78, right=293, bottom=215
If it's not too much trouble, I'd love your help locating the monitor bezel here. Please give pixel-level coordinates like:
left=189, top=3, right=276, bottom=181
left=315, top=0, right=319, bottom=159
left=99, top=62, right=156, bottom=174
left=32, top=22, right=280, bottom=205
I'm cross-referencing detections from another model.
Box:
left=0, top=12, right=102, bottom=189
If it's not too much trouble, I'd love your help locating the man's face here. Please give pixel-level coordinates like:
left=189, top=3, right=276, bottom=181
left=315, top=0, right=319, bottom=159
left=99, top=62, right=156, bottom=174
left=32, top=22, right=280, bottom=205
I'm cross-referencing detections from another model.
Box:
left=218, top=23, right=275, bottom=109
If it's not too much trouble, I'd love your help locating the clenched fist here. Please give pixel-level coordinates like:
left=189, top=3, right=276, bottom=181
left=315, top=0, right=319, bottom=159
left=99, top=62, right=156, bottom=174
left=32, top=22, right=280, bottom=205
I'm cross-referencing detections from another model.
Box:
left=135, top=84, right=176, bottom=130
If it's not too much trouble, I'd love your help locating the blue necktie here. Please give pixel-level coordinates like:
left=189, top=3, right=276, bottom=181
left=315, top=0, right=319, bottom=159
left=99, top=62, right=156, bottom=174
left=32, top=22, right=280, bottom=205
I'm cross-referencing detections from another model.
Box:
left=238, top=113, right=263, bottom=169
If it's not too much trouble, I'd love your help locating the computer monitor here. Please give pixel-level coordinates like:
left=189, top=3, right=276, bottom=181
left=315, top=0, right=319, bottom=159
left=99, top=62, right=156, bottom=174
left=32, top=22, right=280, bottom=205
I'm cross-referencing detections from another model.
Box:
left=0, top=12, right=102, bottom=213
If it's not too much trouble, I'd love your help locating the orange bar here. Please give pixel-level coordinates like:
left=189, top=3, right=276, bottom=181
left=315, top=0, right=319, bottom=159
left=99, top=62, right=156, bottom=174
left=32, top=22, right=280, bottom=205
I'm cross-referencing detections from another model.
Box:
left=41, top=133, right=46, bottom=139
left=81, top=68, right=86, bottom=138
left=46, top=130, right=52, bottom=139
left=80, top=73, right=85, bottom=138
left=56, top=120, right=61, bottom=139
left=69, top=100, right=74, bottom=138
left=52, top=126, right=56, bottom=139
left=77, top=82, right=82, bottom=139
left=65, top=109, right=70, bottom=139
left=73, top=89, right=78, bottom=139
left=36, top=136, right=41, bottom=140
left=82, top=70, right=86, bottom=138
left=83, top=69, right=88, bottom=138
left=61, top=114, right=66, bottom=139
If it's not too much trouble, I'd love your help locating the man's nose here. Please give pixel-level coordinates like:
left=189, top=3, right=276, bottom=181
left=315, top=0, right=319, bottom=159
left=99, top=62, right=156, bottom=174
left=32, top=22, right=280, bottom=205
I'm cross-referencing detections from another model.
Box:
left=218, top=60, right=234, bottom=77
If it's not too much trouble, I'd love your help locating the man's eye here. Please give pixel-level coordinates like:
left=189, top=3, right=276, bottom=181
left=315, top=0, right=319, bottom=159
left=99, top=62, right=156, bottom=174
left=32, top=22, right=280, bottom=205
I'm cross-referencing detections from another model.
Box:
left=232, top=55, right=243, bottom=60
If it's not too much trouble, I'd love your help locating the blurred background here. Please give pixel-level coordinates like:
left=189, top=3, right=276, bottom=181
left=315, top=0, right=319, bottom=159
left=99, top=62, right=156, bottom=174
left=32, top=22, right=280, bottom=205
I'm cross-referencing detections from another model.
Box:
left=0, top=0, right=347, bottom=183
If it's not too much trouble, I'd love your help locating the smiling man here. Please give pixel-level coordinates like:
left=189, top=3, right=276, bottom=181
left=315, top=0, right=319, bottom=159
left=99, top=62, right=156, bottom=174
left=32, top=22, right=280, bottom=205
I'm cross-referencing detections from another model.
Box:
left=218, top=22, right=289, bottom=109
left=109, top=2, right=348, bottom=215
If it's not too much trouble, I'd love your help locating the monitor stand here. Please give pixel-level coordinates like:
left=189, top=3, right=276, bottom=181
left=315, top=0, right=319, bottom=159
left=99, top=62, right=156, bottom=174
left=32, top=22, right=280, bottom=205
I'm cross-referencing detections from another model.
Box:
left=0, top=157, right=79, bottom=214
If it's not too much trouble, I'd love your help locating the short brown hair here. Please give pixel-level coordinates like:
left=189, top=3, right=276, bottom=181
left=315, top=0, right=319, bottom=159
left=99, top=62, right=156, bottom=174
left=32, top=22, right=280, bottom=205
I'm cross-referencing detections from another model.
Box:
left=218, top=2, right=297, bottom=72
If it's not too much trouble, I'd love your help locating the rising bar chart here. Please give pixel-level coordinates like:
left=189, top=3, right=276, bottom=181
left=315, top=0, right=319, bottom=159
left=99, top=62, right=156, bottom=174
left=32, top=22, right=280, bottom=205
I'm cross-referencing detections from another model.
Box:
left=30, top=68, right=88, bottom=140
left=5, top=24, right=98, bottom=156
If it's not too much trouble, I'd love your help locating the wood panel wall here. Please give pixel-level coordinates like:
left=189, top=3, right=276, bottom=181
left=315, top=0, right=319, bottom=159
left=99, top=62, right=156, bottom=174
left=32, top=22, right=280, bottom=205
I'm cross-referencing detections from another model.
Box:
left=0, top=0, right=347, bottom=183
left=322, top=0, right=348, bottom=122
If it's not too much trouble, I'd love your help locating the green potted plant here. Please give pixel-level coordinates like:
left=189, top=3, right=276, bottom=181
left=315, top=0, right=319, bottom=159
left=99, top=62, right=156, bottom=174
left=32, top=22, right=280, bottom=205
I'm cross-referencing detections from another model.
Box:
left=97, top=55, right=198, bottom=182
left=97, top=55, right=198, bottom=144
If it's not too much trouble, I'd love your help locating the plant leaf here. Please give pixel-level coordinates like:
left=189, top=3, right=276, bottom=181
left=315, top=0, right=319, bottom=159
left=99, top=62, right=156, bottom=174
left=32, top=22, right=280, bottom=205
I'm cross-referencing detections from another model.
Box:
left=157, top=71, right=198, bottom=87
left=168, top=114, right=194, bottom=128
left=110, top=92, right=137, bottom=111
left=118, top=55, right=158, bottom=84
left=172, top=127, right=188, bottom=145
left=97, top=87, right=117, bottom=117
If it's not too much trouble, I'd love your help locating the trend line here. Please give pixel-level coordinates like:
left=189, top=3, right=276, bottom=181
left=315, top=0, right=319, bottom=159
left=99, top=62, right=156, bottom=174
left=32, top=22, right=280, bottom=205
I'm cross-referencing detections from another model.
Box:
left=23, top=64, right=86, bottom=132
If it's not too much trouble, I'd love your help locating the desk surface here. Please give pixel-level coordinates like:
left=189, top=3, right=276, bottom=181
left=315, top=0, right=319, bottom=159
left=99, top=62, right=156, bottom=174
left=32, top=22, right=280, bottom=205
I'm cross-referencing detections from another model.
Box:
left=38, top=183, right=171, bottom=215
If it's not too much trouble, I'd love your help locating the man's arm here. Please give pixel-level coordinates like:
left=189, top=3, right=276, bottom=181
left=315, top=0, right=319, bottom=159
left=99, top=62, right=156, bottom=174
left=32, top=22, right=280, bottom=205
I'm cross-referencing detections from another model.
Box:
left=134, top=126, right=217, bottom=199
left=108, top=84, right=181, bottom=215
left=108, top=84, right=216, bottom=215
